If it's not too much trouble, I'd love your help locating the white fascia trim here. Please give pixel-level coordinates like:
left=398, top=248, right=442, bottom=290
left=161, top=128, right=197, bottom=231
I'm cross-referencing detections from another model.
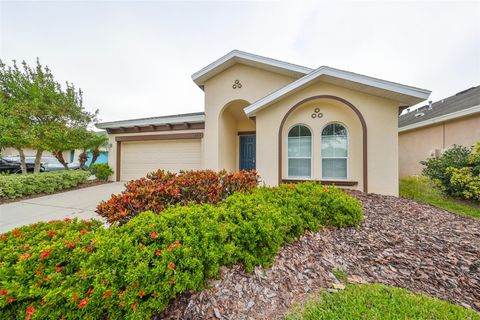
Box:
left=244, top=66, right=431, bottom=116
left=399, top=104, right=480, bottom=132
left=96, top=114, right=205, bottom=129
left=191, top=50, right=313, bottom=84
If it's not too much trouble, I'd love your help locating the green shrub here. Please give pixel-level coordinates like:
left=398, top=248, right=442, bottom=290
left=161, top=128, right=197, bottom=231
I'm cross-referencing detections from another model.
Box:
left=447, top=167, right=480, bottom=201
left=90, top=163, right=113, bottom=181
left=421, top=145, right=471, bottom=193
left=0, top=182, right=363, bottom=319
left=221, top=183, right=363, bottom=270
left=0, top=171, right=90, bottom=199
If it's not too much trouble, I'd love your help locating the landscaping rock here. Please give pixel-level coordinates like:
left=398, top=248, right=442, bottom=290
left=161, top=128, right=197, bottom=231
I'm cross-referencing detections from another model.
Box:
left=156, top=192, right=480, bottom=319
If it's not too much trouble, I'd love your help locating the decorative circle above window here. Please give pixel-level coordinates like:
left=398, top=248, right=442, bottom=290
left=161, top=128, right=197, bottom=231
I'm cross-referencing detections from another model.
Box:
left=232, top=79, right=242, bottom=89
left=311, top=108, right=323, bottom=119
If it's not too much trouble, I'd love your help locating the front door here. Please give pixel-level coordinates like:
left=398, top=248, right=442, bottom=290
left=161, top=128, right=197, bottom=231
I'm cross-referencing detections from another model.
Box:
left=239, top=134, right=256, bottom=170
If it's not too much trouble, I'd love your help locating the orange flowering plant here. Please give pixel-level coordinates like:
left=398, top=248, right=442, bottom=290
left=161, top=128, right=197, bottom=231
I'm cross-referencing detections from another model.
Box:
left=96, top=169, right=259, bottom=224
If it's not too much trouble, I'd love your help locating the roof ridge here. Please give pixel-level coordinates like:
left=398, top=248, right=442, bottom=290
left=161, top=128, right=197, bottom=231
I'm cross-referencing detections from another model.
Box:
left=191, top=50, right=313, bottom=86
left=244, top=65, right=430, bottom=115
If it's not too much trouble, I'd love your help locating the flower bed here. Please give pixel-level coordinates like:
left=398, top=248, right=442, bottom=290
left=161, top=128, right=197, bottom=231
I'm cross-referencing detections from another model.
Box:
left=0, top=171, right=90, bottom=199
left=0, top=182, right=363, bottom=319
left=96, top=169, right=259, bottom=224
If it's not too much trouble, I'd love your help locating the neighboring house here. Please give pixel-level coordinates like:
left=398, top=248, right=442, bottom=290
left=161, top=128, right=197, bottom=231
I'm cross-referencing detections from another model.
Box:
left=399, top=86, right=480, bottom=178
left=1, top=131, right=109, bottom=167
left=96, top=50, right=430, bottom=196
left=0, top=148, right=70, bottom=161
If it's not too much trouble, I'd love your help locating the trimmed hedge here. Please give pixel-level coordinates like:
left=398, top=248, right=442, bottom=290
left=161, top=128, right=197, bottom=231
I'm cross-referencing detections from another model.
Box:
left=96, top=169, right=259, bottom=224
left=0, top=171, right=90, bottom=199
left=0, top=182, right=363, bottom=319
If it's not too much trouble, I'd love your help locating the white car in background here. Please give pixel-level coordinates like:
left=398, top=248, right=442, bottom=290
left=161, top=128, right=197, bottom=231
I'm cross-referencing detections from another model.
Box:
left=4, top=156, right=81, bottom=172
left=40, top=157, right=81, bottom=171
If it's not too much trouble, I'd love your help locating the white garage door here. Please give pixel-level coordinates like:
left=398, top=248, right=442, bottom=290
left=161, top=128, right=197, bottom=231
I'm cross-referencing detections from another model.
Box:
left=121, top=139, right=202, bottom=181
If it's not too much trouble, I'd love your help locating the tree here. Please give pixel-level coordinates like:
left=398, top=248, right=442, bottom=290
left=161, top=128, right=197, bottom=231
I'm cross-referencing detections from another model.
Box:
left=45, top=127, right=91, bottom=169
left=76, top=131, right=108, bottom=170
left=0, top=59, right=98, bottom=173
left=87, top=132, right=109, bottom=169
left=0, top=111, right=31, bottom=173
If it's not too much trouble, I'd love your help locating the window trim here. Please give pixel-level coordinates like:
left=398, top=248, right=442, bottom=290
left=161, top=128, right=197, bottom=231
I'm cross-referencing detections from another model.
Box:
left=287, top=124, right=313, bottom=179
left=321, top=122, right=349, bottom=180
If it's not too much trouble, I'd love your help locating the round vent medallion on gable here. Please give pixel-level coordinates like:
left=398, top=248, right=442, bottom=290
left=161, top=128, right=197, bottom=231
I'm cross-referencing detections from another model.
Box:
left=311, top=108, right=323, bottom=119
left=232, top=80, right=242, bottom=89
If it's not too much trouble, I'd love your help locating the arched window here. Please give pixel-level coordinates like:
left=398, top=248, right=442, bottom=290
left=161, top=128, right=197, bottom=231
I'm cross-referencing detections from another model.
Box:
left=288, top=125, right=312, bottom=178
left=321, top=123, right=348, bottom=179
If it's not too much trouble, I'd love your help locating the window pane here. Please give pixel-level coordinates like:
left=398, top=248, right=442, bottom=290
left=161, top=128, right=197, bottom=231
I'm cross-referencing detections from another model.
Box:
left=288, top=137, right=298, bottom=156
left=322, top=136, right=347, bottom=158
left=288, top=137, right=311, bottom=157
left=322, top=124, right=334, bottom=136
left=289, top=158, right=311, bottom=177
left=299, top=125, right=311, bottom=137
left=299, top=137, right=311, bottom=156
left=322, top=159, right=347, bottom=179
left=321, top=136, right=335, bottom=157
left=288, top=126, right=299, bottom=137
left=334, top=124, right=347, bottom=136
left=333, top=136, right=347, bottom=157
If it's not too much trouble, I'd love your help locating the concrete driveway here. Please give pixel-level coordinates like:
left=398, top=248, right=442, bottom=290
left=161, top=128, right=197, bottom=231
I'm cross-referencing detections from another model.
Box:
left=0, top=182, right=125, bottom=233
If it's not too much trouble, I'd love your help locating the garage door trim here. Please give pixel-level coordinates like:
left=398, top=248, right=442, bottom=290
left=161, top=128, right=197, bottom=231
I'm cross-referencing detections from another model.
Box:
left=115, top=132, right=204, bottom=181
left=115, top=132, right=203, bottom=142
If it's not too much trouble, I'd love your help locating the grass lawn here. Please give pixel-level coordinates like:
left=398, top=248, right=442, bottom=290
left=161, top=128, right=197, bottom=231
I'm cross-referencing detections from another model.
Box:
left=286, top=283, right=480, bottom=320
left=400, top=176, right=480, bottom=219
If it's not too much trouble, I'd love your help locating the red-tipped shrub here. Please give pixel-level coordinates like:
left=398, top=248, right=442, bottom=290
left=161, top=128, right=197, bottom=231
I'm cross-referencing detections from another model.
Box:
left=96, top=169, right=259, bottom=224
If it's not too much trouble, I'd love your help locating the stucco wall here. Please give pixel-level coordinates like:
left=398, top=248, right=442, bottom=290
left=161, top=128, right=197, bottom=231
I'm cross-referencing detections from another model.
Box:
left=219, top=108, right=238, bottom=172
left=202, top=64, right=298, bottom=170
left=399, top=113, right=480, bottom=177
left=255, top=81, right=400, bottom=196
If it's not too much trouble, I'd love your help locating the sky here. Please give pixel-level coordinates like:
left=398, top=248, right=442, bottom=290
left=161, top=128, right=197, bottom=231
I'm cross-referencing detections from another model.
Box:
left=1, top=0, right=479, bottom=124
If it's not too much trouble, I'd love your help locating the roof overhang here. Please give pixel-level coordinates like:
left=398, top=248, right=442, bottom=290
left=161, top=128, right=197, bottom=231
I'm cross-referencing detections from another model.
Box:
left=96, top=113, right=205, bottom=130
left=191, top=50, right=313, bottom=89
left=399, top=104, right=480, bottom=133
left=244, top=66, right=431, bottom=116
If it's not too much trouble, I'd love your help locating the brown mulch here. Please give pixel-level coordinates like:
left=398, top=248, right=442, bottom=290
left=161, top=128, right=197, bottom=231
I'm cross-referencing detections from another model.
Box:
left=158, top=191, right=480, bottom=319
left=0, top=180, right=111, bottom=205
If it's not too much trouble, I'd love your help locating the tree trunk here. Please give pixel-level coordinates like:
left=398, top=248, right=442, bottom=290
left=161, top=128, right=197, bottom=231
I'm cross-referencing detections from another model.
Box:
left=53, top=150, right=69, bottom=169
left=88, top=149, right=100, bottom=169
left=16, top=148, right=27, bottom=174
left=78, top=151, right=88, bottom=170
left=33, top=150, right=43, bottom=174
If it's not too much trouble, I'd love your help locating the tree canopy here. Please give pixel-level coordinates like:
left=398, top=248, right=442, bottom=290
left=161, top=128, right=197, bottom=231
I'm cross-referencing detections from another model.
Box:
left=0, top=58, right=98, bottom=172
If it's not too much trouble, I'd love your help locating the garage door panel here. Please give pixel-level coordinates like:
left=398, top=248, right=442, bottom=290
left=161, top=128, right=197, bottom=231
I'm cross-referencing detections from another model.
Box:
left=121, top=139, right=201, bottom=181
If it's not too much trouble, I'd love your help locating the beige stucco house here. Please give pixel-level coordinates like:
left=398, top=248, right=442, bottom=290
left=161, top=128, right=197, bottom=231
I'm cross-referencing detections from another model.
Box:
left=399, top=86, right=480, bottom=178
left=97, top=50, right=430, bottom=196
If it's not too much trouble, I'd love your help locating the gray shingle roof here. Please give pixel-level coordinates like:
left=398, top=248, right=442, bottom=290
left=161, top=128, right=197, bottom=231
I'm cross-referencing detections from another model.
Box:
left=398, top=86, right=480, bottom=128
left=96, top=112, right=205, bottom=129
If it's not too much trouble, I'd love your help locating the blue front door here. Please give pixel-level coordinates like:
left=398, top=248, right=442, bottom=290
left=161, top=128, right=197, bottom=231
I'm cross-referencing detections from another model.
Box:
left=239, top=134, right=256, bottom=170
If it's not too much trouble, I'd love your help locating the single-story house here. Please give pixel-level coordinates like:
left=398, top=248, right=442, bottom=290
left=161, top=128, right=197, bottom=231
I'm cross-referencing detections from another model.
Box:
left=96, top=50, right=431, bottom=196
left=0, top=148, right=71, bottom=161
left=1, top=131, right=109, bottom=167
left=399, top=85, right=480, bottom=178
